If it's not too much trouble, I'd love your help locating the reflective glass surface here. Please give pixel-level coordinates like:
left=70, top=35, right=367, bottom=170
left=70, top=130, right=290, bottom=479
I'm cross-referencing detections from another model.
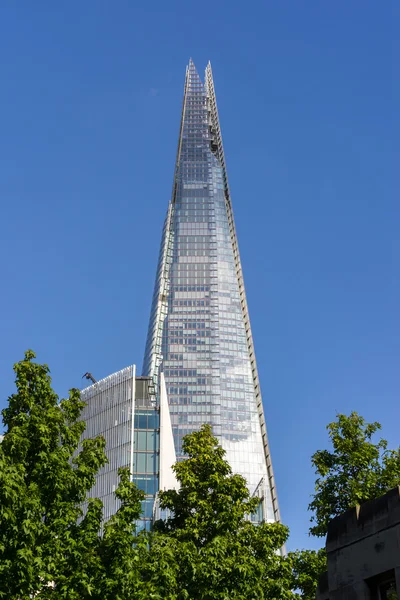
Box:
left=80, top=369, right=159, bottom=527
left=132, top=409, right=160, bottom=529
left=143, top=61, right=278, bottom=521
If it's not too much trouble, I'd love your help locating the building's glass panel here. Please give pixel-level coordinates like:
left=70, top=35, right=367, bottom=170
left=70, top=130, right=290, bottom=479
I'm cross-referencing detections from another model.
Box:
left=132, top=407, right=160, bottom=528
left=80, top=370, right=160, bottom=528
left=143, top=61, right=279, bottom=522
left=80, top=366, right=136, bottom=522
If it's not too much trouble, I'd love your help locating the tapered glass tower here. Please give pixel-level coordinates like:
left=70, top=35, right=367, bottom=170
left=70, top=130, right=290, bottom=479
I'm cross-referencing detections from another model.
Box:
left=143, top=60, right=280, bottom=522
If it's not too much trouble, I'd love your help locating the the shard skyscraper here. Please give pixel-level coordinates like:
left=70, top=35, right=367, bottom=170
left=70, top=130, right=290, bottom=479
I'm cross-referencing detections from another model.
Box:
left=143, top=60, right=280, bottom=523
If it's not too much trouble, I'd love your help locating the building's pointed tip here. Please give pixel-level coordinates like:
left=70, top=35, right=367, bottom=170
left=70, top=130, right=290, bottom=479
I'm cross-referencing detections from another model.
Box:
left=187, top=57, right=197, bottom=72
left=186, top=57, right=202, bottom=87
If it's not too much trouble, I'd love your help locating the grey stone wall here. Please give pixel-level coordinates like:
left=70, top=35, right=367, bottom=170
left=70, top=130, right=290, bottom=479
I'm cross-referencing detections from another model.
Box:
left=317, top=487, right=400, bottom=599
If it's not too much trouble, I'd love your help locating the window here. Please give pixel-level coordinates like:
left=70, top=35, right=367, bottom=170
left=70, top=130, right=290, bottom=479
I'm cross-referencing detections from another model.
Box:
left=132, top=475, right=158, bottom=496
left=379, top=582, right=397, bottom=600
left=367, top=570, right=398, bottom=600
left=141, top=498, right=154, bottom=519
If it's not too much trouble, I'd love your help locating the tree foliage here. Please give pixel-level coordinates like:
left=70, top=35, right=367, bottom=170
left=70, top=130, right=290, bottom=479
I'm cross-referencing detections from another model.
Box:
left=289, top=549, right=327, bottom=600
left=153, top=424, right=295, bottom=600
left=0, top=351, right=161, bottom=600
left=309, top=412, right=400, bottom=537
left=9, top=355, right=397, bottom=599
left=0, top=350, right=108, bottom=599
left=0, top=354, right=297, bottom=599
left=291, top=412, right=400, bottom=599
left=52, top=466, right=148, bottom=600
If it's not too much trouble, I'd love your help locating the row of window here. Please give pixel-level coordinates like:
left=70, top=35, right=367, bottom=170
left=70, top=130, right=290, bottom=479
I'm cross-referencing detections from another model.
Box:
left=168, top=346, right=209, bottom=353
left=134, top=431, right=159, bottom=452
left=140, top=498, right=155, bottom=519
left=164, top=369, right=198, bottom=377
left=167, top=322, right=209, bottom=330
left=165, top=336, right=211, bottom=345
left=133, top=452, right=159, bottom=475
left=171, top=285, right=210, bottom=292
left=134, top=411, right=159, bottom=431
left=172, top=265, right=210, bottom=272
left=170, top=309, right=210, bottom=316
left=175, top=209, right=214, bottom=215
left=132, top=475, right=159, bottom=496
left=172, top=300, right=210, bottom=306
left=176, top=235, right=212, bottom=242
left=166, top=362, right=212, bottom=369
left=167, top=318, right=212, bottom=326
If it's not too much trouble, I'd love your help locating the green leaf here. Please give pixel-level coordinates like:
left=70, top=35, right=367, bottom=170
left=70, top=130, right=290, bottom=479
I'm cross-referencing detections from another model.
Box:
left=308, top=412, right=400, bottom=537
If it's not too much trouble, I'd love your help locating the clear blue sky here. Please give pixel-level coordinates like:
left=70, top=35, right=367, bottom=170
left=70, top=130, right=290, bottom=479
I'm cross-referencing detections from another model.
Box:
left=0, top=2, right=398, bottom=551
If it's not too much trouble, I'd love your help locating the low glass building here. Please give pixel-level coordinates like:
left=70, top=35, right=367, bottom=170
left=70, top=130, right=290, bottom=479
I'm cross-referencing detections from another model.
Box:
left=79, top=366, right=177, bottom=529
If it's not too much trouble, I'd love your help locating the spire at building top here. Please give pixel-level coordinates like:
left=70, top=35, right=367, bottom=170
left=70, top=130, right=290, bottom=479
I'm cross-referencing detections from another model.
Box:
left=186, top=57, right=202, bottom=92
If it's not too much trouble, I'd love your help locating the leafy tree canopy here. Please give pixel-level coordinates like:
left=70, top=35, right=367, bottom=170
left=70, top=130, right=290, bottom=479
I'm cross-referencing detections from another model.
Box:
left=289, top=549, right=327, bottom=600
left=152, top=424, right=295, bottom=600
left=0, top=350, right=109, bottom=598
left=8, top=355, right=397, bottom=599
left=309, top=412, right=400, bottom=537
left=1, top=354, right=297, bottom=599
left=291, top=412, right=400, bottom=599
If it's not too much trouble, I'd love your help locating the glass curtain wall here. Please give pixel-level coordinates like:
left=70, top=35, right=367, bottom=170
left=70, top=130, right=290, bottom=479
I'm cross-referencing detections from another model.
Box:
left=132, top=379, right=160, bottom=531
left=80, top=368, right=159, bottom=529
left=143, top=60, right=280, bottom=523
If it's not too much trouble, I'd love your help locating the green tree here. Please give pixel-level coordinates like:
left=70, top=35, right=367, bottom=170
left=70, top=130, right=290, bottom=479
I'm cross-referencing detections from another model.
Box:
left=309, top=412, right=400, bottom=537
left=94, top=467, right=146, bottom=599
left=289, top=549, right=327, bottom=600
left=48, top=465, right=149, bottom=600
left=0, top=350, right=108, bottom=599
left=289, top=412, right=400, bottom=599
left=151, top=424, right=294, bottom=600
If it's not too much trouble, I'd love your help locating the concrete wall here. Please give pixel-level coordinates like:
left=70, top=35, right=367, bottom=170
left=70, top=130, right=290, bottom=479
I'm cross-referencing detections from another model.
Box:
left=317, top=487, right=400, bottom=599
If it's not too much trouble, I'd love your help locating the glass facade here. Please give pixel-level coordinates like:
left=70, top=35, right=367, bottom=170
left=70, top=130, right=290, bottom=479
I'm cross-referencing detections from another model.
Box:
left=132, top=400, right=160, bottom=531
left=80, top=368, right=159, bottom=529
left=143, top=60, right=280, bottom=523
